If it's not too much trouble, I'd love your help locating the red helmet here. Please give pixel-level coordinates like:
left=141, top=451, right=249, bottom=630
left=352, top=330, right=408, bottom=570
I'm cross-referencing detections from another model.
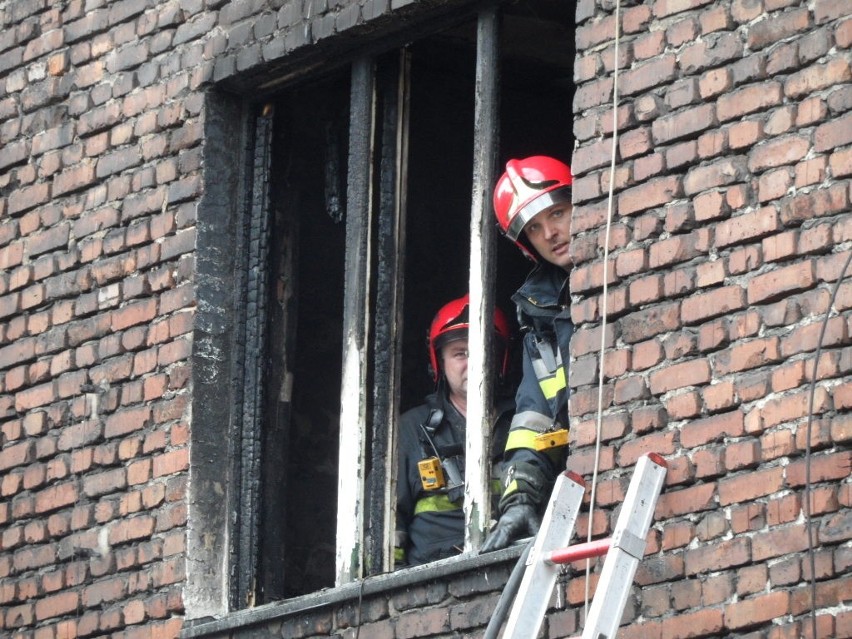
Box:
left=428, top=294, right=511, bottom=383
left=493, top=155, right=573, bottom=260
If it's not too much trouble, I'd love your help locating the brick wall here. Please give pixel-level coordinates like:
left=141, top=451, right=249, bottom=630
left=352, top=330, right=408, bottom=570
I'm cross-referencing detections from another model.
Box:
left=0, top=1, right=850, bottom=639
left=565, top=0, right=851, bottom=637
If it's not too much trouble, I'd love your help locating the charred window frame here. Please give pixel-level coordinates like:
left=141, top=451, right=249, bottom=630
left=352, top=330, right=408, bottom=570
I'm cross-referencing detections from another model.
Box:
left=189, top=0, right=574, bottom=616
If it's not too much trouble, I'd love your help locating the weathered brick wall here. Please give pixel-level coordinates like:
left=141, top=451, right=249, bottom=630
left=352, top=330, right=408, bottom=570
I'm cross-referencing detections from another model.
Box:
left=1, top=0, right=850, bottom=638
left=565, top=0, right=851, bottom=637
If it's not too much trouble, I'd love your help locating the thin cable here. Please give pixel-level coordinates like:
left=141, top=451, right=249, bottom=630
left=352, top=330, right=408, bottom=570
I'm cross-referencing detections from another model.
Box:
left=354, top=576, right=365, bottom=639
left=803, top=248, right=851, bottom=639
left=584, top=0, right=622, bottom=618
left=483, top=540, right=535, bottom=639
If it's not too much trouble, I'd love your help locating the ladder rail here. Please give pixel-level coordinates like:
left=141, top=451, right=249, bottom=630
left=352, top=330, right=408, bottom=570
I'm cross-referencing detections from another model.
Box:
left=581, top=453, right=668, bottom=639
left=498, top=453, right=668, bottom=639
left=501, top=471, right=586, bottom=639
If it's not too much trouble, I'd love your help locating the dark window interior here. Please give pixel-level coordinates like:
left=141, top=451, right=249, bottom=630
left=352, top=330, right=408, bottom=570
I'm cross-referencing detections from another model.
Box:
left=258, top=0, right=574, bottom=602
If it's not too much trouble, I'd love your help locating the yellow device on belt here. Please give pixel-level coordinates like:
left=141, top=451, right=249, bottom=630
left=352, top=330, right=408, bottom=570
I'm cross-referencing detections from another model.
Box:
left=418, top=457, right=446, bottom=490
left=534, top=429, right=569, bottom=451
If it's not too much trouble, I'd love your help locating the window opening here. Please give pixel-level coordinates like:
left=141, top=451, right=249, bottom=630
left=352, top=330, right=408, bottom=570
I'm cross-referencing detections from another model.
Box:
left=260, top=70, right=351, bottom=601
left=244, top=0, right=574, bottom=604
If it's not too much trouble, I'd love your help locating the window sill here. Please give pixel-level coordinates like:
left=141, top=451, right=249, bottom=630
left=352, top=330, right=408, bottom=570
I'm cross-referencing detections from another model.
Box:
left=181, top=542, right=527, bottom=638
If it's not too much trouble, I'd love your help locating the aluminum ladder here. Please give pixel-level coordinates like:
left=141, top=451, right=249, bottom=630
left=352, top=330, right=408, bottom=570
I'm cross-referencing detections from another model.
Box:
left=501, top=452, right=668, bottom=639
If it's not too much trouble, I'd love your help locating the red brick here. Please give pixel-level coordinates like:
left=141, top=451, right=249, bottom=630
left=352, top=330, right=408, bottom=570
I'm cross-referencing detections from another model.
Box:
left=603, top=348, right=630, bottom=380
left=621, top=302, right=681, bottom=344
left=83, top=575, right=128, bottom=608
left=722, top=440, right=759, bottom=473
left=565, top=445, right=616, bottom=476
left=680, top=285, right=745, bottom=325
left=31, top=481, right=77, bottom=517
left=109, top=515, right=155, bottom=546
left=714, top=336, right=782, bottom=375
left=649, top=232, right=703, bottom=270
left=631, top=339, right=663, bottom=370
left=799, top=224, right=832, bottom=255
left=692, top=447, right=725, bottom=479
left=616, top=248, right=648, bottom=278
left=82, top=466, right=127, bottom=498
left=781, top=315, right=848, bottom=358
left=760, top=427, right=795, bottom=461
left=716, top=206, right=781, bottom=248
left=104, top=406, right=151, bottom=440
left=681, top=411, right=745, bottom=450
left=750, top=387, right=831, bottom=433
left=762, top=230, right=798, bottom=262
left=725, top=591, right=790, bottom=630
left=790, top=61, right=852, bottom=108
left=34, top=590, right=79, bottom=621
left=719, top=465, right=785, bottom=506
left=618, top=176, right=681, bottom=216
left=652, top=101, right=715, bottom=144
left=770, top=360, right=807, bottom=393
left=684, top=537, right=750, bottom=575
left=748, top=6, right=809, bottom=49
left=787, top=451, right=851, bottom=488
left=747, top=260, right=816, bottom=304
left=649, top=358, right=711, bottom=394
left=717, top=82, right=783, bottom=122
left=657, top=483, right=715, bottom=519
left=758, top=166, right=794, bottom=202
left=796, top=156, right=828, bottom=187
left=749, top=135, right=811, bottom=173
left=628, top=274, right=663, bottom=307
left=53, top=163, right=97, bottom=196
left=664, top=391, right=702, bottom=420
left=569, top=257, right=619, bottom=295
left=781, top=182, right=849, bottom=225
left=830, top=146, right=852, bottom=179
left=8, top=183, right=51, bottom=215
left=0, top=440, right=34, bottom=472
left=153, top=448, right=188, bottom=478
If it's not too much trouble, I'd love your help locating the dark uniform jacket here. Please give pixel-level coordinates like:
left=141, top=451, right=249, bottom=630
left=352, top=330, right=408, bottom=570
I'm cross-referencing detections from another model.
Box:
left=396, top=389, right=512, bottom=566
left=498, top=261, right=573, bottom=512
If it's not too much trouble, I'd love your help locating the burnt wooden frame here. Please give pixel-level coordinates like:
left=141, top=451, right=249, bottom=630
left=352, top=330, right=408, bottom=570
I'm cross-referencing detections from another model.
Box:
left=335, top=7, right=501, bottom=582
left=190, top=4, right=507, bottom=611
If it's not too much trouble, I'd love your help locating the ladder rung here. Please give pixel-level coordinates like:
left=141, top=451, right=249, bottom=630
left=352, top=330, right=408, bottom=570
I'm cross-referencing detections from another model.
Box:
left=544, top=537, right=610, bottom=565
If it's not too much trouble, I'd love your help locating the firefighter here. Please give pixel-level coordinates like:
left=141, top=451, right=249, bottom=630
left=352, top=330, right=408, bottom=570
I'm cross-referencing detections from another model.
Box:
left=396, top=294, right=514, bottom=567
left=480, top=155, right=574, bottom=553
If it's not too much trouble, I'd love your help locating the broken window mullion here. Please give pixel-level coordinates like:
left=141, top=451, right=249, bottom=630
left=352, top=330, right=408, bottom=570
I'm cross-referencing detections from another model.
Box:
left=367, top=49, right=411, bottom=575
left=465, top=4, right=501, bottom=552
left=336, top=57, right=376, bottom=587
left=237, top=107, right=275, bottom=606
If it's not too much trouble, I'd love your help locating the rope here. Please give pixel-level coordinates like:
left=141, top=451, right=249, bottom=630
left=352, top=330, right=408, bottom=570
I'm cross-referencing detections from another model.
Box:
left=584, top=0, right=622, bottom=618
left=803, top=248, right=851, bottom=638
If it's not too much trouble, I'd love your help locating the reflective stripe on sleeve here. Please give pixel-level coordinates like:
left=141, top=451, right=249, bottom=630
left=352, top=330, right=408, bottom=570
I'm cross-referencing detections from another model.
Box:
left=414, top=494, right=461, bottom=515
left=505, top=428, right=540, bottom=451
left=537, top=365, right=566, bottom=400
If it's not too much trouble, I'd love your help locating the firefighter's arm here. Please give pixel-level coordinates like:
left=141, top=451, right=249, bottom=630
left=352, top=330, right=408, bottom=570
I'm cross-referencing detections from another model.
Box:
left=481, top=412, right=564, bottom=553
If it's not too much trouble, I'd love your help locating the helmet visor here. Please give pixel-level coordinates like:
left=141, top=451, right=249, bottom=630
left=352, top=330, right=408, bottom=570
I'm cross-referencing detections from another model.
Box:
left=506, top=185, right=573, bottom=241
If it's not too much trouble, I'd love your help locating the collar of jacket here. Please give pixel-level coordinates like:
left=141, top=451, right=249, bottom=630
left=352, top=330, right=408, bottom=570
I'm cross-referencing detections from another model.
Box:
left=512, top=262, right=570, bottom=315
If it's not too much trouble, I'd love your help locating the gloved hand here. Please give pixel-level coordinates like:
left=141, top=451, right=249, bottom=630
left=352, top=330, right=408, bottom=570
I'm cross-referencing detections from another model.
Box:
left=480, top=503, right=541, bottom=553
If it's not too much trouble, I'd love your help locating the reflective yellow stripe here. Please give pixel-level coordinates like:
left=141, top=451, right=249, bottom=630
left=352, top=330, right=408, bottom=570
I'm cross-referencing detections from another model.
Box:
left=503, top=479, right=519, bottom=496
left=505, top=429, right=540, bottom=451
left=539, top=366, right=566, bottom=400
left=414, top=494, right=460, bottom=515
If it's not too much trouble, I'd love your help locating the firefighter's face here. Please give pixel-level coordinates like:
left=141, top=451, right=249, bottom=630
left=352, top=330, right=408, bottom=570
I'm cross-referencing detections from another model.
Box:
left=441, top=339, right=468, bottom=403
left=523, top=203, right=573, bottom=269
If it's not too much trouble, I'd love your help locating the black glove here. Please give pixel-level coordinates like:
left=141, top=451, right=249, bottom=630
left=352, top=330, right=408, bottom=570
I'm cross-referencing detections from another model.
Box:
left=480, top=503, right=541, bottom=553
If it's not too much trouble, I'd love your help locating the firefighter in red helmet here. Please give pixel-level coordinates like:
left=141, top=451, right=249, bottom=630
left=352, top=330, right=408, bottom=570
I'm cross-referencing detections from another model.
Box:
left=396, top=294, right=514, bottom=566
left=481, top=156, right=575, bottom=553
